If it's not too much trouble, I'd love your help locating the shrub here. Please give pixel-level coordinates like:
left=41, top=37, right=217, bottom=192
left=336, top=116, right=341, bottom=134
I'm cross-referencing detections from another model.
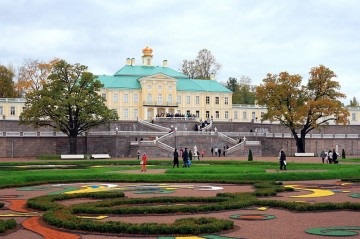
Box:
left=0, top=219, right=17, bottom=233
left=248, top=149, right=253, bottom=161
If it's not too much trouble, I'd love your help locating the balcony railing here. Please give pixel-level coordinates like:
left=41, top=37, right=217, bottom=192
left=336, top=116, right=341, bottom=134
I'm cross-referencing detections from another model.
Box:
left=143, top=101, right=178, bottom=107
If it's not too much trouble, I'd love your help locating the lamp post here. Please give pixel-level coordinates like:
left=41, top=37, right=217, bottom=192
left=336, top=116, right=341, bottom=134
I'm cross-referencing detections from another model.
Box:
left=174, top=127, right=177, bottom=150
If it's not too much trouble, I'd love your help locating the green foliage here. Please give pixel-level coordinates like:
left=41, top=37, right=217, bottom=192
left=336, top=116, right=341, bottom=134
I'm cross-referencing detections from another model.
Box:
left=248, top=149, right=253, bottom=161
left=0, top=219, right=17, bottom=233
left=226, top=76, right=255, bottom=104
left=0, top=65, right=17, bottom=98
left=20, top=59, right=118, bottom=154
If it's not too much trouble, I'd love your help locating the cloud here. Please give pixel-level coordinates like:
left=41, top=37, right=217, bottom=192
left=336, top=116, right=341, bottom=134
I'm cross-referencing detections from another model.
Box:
left=1, top=0, right=359, bottom=102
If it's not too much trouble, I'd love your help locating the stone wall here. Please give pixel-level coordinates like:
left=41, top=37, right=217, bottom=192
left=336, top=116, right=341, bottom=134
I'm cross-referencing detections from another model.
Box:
left=1, top=120, right=360, bottom=158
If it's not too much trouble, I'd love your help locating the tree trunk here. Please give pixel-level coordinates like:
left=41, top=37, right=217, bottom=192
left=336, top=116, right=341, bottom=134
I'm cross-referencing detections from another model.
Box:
left=69, top=134, right=77, bottom=154
left=295, top=133, right=306, bottom=153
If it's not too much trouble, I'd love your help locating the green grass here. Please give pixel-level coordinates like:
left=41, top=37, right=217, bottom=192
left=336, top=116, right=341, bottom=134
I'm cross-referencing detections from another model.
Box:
left=0, top=157, right=359, bottom=188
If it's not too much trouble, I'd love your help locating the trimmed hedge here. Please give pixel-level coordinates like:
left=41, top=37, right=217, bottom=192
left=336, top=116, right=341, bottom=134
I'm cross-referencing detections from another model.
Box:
left=26, top=182, right=360, bottom=236
left=0, top=219, right=17, bottom=233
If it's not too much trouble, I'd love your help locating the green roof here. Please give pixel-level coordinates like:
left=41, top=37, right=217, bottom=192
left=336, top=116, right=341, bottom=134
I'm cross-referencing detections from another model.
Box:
left=98, top=75, right=140, bottom=89
left=97, top=65, right=231, bottom=93
left=114, top=65, right=188, bottom=78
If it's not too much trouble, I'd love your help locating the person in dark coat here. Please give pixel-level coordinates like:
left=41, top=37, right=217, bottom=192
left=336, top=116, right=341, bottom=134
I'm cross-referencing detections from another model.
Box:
left=182, top=148, right=189, bottom=168
left=332, top=149, right=338, bottom=164
left=173, top=148, right=179, bottom=168
left=279, top=149, right=287, bottom=170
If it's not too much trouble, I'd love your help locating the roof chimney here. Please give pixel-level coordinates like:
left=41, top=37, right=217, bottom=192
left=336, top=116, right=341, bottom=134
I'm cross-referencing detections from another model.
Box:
left=131, top=58, right=135, bottom=66
left=126, top=58, right=131, bottom=65
left=163, top=60, right=168, bottom=67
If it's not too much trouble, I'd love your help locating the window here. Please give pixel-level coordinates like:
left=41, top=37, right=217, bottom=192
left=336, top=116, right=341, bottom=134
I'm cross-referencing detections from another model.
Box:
left=157, top=85, right=162, bottom=91
left=124, top=109, right=129, bottom=118
left=252, top=112, right=256, bottom=120
left=0, top=106, right=3, bottom=115
left=243, top=111, right=247, bottom=119
left=234, top=111, right=238, bottom=119
left=225, top=111, right=229, bottom=119
left=206, top=111, right=210, bottom=119
left=157, top=94, right=162, bottom=104
left=186, top=95, right=190, bottom=104
left=147, top=84, right=152, bottom=91
left=113, top=93, right=118, bottom=103
left=124, top=93, right=128, bottom=103
left=10, top=106, right=15, bottom=115
left=177, top=95, right=181, bottom=104
left=224, top=97, right=229, bottom=105
left=168, top=86, right=172, bottom=92
left=134, top=109, right=138, bottom=118
left=215, top=97, right=219, bottom=104
left=195, top=96, right=200, bottom=104
left=206, top=96, right=210, bottom=104
left=134, top=94, right=139, bottom=103
left=215, top=111, right=220, bottom=119
left=196, top=110, right=200, bottom=118
left=167, top=94, right=172, bottom=103
left=352, top=113, right=356, bottom=121
left=101, top=93, right=106, bottom=99
left=147, top=93, right=152, bottom=102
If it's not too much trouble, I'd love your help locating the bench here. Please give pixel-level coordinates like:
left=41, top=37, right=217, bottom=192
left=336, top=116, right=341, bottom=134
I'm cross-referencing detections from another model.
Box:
left=91, top=154, right=111, bottom=159
left=61, top=154, right=85, bottom=159
left=294, top=153, right=315, bottom=157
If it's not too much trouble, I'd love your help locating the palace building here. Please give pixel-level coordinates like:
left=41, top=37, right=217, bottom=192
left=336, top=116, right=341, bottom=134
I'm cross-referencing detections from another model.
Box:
left=97, top=46, right=232, bottom=121
left=1, top=46, right=360, bottom=125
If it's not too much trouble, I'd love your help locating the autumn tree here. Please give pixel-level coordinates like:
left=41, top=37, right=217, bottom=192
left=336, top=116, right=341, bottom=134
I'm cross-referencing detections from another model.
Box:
left=256, top=65, right=349, bottom=153
left=16, top=59, right=57, bottom=95
left=181, top=49, right=221, bottom=79
left=0, top=65, right=17, bottom=98
left=20, top=60, right=118, bottom=154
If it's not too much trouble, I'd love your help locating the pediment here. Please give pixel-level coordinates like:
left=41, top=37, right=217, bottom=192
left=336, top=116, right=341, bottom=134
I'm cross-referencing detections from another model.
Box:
left=138, top=73, right=177, bottom=82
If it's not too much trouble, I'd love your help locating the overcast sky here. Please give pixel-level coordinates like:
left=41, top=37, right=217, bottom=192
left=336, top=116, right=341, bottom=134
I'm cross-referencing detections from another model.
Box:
left=1, top=0, right=359, bottom=103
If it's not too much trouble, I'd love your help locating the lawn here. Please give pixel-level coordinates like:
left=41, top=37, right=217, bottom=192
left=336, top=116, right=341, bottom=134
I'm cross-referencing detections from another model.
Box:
left=0, top=158, right=359, bottom=188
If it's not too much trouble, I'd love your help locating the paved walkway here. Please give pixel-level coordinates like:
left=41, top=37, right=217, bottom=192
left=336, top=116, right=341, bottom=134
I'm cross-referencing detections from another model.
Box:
left=0, top=155, right=354, bottom=163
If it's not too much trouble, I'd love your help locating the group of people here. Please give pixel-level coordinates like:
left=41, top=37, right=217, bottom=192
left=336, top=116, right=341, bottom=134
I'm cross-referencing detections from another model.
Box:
left=211, top=146, right=229, bottom=157
left=320, top=149, right=339, bottom=164
left=173, top=147, right=205, bottom=168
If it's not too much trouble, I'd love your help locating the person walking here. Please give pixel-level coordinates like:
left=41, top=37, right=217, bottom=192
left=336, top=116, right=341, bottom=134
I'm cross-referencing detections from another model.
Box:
left=320, top=150, right=326, bottom=163
left=141, top=152, right=147, bottom=172
left=137, top=150, right=140, bottom=160
left=328, top=150, right=333, bottom=164
left=211, top=147, right=214, bottom=156
left=182, top=148, right=189, bottom=168
left=279, top=149, right=287, bottom=170
left=173, top=148, right=179, bottom=168
left=332, top=149, right=338, bottom=164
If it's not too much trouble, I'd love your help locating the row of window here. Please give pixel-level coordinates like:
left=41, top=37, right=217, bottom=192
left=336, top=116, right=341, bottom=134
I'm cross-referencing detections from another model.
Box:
left=105, top=93, right=229, bottom=105
left=147, top=84, right=173, bottom=92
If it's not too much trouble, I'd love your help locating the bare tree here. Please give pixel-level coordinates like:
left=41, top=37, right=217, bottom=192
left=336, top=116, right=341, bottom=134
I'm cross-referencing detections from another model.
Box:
left=181, top=49, right=221, bottom=79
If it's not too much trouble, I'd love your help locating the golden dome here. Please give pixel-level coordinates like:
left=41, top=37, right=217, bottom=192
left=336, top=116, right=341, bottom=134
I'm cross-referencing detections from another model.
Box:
left=142, top=46, right=153, bottom=56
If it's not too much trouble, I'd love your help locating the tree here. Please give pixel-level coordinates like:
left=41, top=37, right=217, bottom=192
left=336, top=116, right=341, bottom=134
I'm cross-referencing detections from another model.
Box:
left=16, top=59, right=57, bottom=95
left=225, top=76, right=255, bottom=104
left=255, top=65, right=349, bottom=153
left=0, top=65, right=17, bottom=98
left=349, top=97, right=359, bottom=107
left=181, top=49, right=221, bottom=79
left=20, top=59, right=119, bottom=154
